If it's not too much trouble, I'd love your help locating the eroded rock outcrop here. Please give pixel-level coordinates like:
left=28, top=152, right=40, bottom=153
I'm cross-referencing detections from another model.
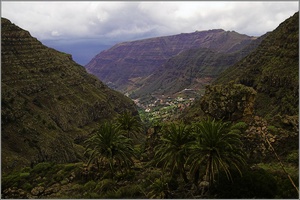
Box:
left=200, top=83, right=257, bottom=121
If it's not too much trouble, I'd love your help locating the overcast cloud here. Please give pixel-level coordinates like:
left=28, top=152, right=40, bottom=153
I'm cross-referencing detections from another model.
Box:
left=2, top=1, right=298, bottom=65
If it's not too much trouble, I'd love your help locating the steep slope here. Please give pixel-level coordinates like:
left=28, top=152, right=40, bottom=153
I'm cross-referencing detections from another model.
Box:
left=85, top=29, right=257, bottom=92
left=183, top=12, right=298, bottom=121
left=1, top=18, right=138, bottom=172
left=132, top=35, right=265, bottom=98
left=213, top=12, right=299, bottom=117
left=181, top=13, right=299, bottom=173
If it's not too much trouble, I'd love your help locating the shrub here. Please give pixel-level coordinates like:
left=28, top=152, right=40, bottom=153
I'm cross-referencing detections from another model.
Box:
left=53, top=173, right=64, bottom=182
left=2, top=173, right=20, bottom=188
left=102, top=190, right=120, bottom=198
left=94, top=179, right=117, bottom=193
left=267, top=126, right=278, bottom=134
left=231, top=121, right=248, bottom=131
left=19, top=172, right=30, bottom=178
left=84, top=192, right=101, bottom=199
left=21, top=167, right=31, bottom=173
left=116, top=184, right=143, bottom=198
left=71, top=183, right=84, bottom=191
left=31, top=162, right=54, bottom=174
left=63, top=163, right=78, bottom=172
left=22, top=182, right=33, bottom=191
left=83, top=180, right=97, bottom=192
left=286, top=151, right=299, bottom=164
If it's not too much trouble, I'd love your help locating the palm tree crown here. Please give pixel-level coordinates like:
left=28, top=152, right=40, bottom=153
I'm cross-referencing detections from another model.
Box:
left=154, top=123, right=193, bottom=183
left=187, top=118, right=246, bottom=189
left=116, top=110, right=142, bottom=139
left=84, top=122, right=135, bottom=178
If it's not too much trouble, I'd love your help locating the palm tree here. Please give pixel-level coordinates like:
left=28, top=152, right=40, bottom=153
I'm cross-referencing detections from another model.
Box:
left=84, top=122, right=135, bottom=178
left=116, top=110, right=142, bottom=140
left=187, top=118, right=246, bottom=193
left=154, top=123, right=193, bottom=183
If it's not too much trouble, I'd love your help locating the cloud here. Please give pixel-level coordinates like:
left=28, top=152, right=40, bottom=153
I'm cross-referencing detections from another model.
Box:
left=2, top=1, right=298, bottom=41
left=51, top=30, right=61, bottom=37
left=2, top=1, right=298, bottom=65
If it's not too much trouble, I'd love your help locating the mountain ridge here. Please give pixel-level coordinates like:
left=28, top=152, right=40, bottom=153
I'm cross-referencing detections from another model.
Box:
left=213, top=12, right=299, bottom=117
left=131, top=34, right=266, bottom=98
left=85, top=29, right=257, bottom=93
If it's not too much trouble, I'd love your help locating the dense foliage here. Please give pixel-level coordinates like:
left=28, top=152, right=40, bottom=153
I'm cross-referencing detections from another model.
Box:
left=2, top=114, right=298, bottom=198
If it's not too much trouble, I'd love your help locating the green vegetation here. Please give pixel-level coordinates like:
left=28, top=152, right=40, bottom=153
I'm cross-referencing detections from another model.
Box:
left=1, top=17, right=138, bottom=173
left=187, top=119, right=246, bottom=194
left=2, top=115, right=298, bottom=198
left=84, top=122, right=135, bottom=179
left=116, top=110, right=143, bottom=140
left=154, top=123, right=193, bottom=183
left=213, top=12, right=299, bottom=117
left=1, top=11, right=299, bottom=199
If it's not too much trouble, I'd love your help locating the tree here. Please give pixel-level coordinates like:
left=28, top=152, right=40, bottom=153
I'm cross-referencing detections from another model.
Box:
left=116, top=110, right=142, bottom=140
left=154, top=123, right=193, bottom=183
left=187, top=118, right=246, bottom=194
left=84, top=122, right=135, bottom=178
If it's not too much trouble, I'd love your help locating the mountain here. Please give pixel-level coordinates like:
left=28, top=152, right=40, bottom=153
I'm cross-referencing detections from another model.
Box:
left=85, top=29, right=257, bottom=93
left=1, top=18, right=138, bottom=173
left=131, top=35, right=265, bottom=98
left=213, top=12, right=299, bottom=117
left=183, top=12, right=299, bottom=121
left=180, top=13, right=299, bottom=176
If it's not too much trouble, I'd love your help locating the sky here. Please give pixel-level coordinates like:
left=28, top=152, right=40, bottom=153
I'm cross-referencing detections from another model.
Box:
left=2, top=1, right=299, bottom=65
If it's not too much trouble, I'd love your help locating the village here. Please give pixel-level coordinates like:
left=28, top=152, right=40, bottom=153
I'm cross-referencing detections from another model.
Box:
left=133, top=89, right=201, bottom=123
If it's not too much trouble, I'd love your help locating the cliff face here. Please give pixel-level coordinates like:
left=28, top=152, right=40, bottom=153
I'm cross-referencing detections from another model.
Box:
left=1, top=18, right=137, bottom=172
left=85, top=29, right=257, bottom=92
left=132, top=34, right=264, bottom=98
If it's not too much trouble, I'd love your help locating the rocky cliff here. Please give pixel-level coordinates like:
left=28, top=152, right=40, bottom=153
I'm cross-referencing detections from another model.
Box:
left=85, top=29, right=257, bottom=93
left=1, top=18, right=138, bottom=173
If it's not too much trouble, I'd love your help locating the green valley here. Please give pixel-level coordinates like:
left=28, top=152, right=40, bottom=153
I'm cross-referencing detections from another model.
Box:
left=1, top=11, right=299, bottom=199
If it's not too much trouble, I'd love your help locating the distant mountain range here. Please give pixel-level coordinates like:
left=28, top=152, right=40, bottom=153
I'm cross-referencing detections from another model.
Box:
left=85, top=29, right=258, bottom=95
left=132, top=35, right=266, bottom=98
left=1, top=18, right=137, bottom=172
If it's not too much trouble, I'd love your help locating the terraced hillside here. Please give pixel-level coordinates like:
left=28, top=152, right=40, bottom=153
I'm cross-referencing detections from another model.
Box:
left=85, top=29, right=257, bottom=93
left=1, top=18, right=138, bottom=173
left=213, top=12, right=299, bottom=117
left=132, top=34, right=265, bottom=98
